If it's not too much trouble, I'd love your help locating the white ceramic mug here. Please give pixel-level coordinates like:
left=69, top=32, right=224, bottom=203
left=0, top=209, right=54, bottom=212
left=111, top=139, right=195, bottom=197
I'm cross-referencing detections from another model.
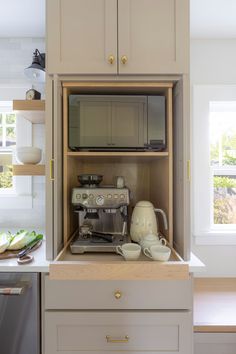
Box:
left=144, top=245, right=171, bottom=261
left=116, top=243, right=141, bottom=261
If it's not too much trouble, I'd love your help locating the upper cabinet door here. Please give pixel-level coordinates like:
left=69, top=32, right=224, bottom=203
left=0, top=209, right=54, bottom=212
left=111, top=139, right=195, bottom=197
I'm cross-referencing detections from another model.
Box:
left=118, top=0, right=189, bottom=74
left=47, top=0, right=117, bottom=74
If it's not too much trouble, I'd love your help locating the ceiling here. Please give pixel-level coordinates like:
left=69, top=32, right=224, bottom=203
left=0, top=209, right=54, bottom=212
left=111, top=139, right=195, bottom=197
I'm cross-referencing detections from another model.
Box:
left=0, top=0, right=235, bottom=39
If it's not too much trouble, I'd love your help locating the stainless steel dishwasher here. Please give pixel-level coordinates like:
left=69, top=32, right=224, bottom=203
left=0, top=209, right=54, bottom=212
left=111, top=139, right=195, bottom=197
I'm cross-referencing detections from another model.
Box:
left=0, top=272, right=40, bottom=354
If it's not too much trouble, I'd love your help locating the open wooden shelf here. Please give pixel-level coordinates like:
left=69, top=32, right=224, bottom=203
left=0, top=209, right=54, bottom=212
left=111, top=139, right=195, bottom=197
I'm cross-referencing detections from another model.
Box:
left=13, top=100, right=45, bottom=123
left=50, top=242, right=189, bottom=281
left=67, top=151, right=169, bottom=160
left=13, top=164, right=45, bottom=176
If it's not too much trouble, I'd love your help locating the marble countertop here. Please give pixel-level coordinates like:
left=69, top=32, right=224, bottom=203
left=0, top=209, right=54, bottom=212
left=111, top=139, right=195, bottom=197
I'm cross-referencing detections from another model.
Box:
left=0, top=239, right=49, bottom=272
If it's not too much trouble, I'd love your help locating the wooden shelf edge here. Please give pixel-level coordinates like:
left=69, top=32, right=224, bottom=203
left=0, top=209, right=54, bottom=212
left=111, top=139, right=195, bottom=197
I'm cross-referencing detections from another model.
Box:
left=13, top=164, right=45, bottom=176
left=13, top=100, right=45, bottom=124
left=194, top=325, right=236, bottom=333
left=49, top=262, right=189, bottom=281
left=67, top=151, right=169, bottom=157
left=13, top=100, right=45, bottom=111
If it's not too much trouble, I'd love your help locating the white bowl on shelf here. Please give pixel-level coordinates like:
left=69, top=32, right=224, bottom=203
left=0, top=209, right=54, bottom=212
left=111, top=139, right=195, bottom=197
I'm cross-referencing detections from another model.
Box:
left=16, top=147, right=42, bottom=165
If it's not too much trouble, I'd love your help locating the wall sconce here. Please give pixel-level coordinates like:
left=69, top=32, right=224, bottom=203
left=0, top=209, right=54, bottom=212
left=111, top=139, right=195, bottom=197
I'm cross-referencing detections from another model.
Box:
left=24, top=49, right=45, bottom=83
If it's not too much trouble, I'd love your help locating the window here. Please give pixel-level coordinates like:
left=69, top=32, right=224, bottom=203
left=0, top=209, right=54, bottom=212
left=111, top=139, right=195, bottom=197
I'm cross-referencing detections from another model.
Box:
left=193, top=85, right=236, bottom=245
left=210, top=102, right=236, bottom=227
left=0, top=102, right=16, bottom=193
left=0, top=101, right=32, bottom=209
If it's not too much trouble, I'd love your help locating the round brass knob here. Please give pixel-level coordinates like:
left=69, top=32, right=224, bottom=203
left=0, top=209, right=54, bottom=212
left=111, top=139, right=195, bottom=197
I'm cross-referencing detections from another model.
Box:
left=121, top=55, right=128, bottom=65
left=114, top=290, right=122, bottom=299
left=108, top=55, right=115, bottom=65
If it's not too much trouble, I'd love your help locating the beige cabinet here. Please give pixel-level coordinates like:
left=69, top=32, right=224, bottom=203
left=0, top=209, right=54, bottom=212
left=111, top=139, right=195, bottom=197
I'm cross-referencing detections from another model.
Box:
left=47, top=0, right=117, bottom=74
left=45, top=311, right=192, bottom=354
left=43, top=277, right=193, bottom=354
left=46, top=0, right=189, bottom=75
left=118, top=0, right=189, bottom=74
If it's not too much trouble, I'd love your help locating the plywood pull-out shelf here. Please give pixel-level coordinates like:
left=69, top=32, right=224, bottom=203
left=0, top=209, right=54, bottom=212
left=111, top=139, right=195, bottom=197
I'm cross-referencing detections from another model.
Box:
left=49, top=243, right=189, bottom=281
left=13, top=164, right=45, bottom=176
left=13, top=100, right=45, bottom=123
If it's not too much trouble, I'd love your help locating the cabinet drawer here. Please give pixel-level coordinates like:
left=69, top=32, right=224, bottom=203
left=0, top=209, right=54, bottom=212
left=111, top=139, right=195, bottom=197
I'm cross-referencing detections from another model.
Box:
left=44, top=276, right=192, bottom=310
left=45, top=311, right=192, bottom=354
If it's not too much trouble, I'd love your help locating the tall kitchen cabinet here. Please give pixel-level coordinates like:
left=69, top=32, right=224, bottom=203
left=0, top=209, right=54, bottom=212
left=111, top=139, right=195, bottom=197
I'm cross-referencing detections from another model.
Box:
left=44, top=1, right=192, bottom=353
left=47, top=0, right=189, bottom=75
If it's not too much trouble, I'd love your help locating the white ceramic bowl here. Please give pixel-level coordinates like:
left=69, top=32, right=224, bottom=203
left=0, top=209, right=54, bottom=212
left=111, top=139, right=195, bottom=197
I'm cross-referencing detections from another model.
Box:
left=16, top=147, right=42, bottom=165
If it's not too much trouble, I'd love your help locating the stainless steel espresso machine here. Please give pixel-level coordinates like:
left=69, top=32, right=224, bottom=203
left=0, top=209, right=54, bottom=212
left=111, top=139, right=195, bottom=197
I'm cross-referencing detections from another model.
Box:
left=70, top=174, right=130, bottom=253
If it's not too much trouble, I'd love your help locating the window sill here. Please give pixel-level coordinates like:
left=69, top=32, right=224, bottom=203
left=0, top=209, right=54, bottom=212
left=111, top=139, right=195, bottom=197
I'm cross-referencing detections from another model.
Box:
left=194, top=232, right=236, bottom=245
left=0, top=195, right=33, bottom=209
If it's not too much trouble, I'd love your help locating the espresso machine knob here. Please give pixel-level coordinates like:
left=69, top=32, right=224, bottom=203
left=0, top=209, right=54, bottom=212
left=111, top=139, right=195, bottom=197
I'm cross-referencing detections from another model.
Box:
left=96, top=195, right=104, bottom=206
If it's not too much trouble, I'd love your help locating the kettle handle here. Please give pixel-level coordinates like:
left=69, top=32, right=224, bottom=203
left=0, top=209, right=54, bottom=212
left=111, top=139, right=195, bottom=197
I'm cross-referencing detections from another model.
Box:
left=154, top=208, right=168, bottom=230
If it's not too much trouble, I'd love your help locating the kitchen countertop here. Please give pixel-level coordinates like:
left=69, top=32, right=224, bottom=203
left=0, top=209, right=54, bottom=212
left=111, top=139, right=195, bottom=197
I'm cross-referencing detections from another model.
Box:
left=0, top=238, right=204, bottom=274
left=0, top=239, right=49, bottom=272
left=194, top=278, right=236, bottom=332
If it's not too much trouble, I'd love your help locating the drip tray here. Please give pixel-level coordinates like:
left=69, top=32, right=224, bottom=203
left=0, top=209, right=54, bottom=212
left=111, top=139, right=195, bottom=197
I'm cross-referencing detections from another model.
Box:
left=70, top=234, right=130, bottom=254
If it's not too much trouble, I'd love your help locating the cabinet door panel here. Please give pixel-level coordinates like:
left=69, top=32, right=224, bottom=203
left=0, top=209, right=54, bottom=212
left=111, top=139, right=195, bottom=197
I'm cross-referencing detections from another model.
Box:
left=111, top=101, right=146, bottom=147
left=47, top=0, right=117, bottom=74
left=173, top=75, right=190, bottom=260
left=46, top=77, right=63, bottom=260
left=118, top=0, right=189, bottom=74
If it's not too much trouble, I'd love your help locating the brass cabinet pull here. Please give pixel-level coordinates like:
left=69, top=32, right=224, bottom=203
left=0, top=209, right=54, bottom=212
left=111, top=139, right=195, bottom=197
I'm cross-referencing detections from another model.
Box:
left=106, top=335, right=129, bottom=343
left=108, top=55, right=115, bottom=64
left=187, top=160, right=191, bottom=181
left=50, top=159, right=54, bottom=181
left=121, top=55, right=128, bottom=64
left=114, top=290, right=122, bottom=299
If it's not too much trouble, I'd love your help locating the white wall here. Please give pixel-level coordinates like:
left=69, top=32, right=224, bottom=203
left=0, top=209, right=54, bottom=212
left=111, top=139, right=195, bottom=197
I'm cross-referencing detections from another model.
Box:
left=191, top=39, right=236, bottom=276
left=0, top=38, right=45, bottom=230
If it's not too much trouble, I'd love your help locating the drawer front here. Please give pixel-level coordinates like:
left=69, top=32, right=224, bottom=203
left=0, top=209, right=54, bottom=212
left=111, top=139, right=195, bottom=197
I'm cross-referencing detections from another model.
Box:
left=45, top=311, right=192, bottom=354
left=44, top=276, right=192, bottom=310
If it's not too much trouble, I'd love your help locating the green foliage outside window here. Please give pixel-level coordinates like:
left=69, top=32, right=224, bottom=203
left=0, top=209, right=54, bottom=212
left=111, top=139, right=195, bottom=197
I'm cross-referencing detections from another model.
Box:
left=214, top=176, right=236, bottom=188
left=0, top=165, right=13, bottom=188
left=214, top=176, right=236, bottom=224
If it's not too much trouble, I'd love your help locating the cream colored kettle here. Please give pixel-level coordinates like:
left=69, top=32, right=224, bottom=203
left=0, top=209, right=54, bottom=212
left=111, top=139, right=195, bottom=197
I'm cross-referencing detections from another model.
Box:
left=130, top=201, right=168, bottom=243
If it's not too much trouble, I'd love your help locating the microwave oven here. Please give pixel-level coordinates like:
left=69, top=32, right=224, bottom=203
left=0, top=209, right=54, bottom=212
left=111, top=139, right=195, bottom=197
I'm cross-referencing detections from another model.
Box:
left=68, top=94, right=166, bottom=151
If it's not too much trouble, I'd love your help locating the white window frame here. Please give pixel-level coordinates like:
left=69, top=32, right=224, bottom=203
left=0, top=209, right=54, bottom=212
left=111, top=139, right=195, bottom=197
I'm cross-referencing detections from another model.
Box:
left=0, top=100, right=33, bottom=209
left=192, top=85, right=236, bottom=245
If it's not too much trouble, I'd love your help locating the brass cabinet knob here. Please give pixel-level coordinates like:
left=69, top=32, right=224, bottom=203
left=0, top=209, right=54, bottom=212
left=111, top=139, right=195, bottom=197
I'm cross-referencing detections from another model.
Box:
left=106, top=335, right=129, bottom=343
left=108, top=55, right=115, bottom=65
left=114, top=290, right=122, bottom=299
left=121, top=55, right=128, bottom=65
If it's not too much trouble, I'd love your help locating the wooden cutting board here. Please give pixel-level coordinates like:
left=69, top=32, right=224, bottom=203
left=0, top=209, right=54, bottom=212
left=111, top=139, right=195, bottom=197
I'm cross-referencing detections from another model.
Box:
left=0, top=240, right=42, bottom=260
